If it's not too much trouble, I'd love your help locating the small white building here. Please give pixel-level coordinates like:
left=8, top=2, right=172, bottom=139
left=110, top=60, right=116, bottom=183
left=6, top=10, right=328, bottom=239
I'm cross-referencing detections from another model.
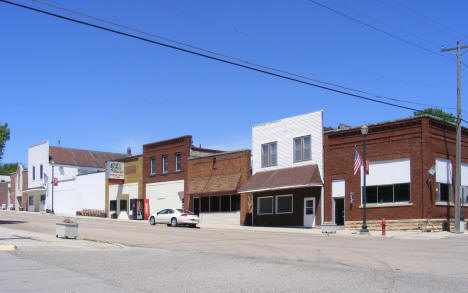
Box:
left=239, top=111, right=324, bottom=227
left=25, top=141, right=126, bottom=215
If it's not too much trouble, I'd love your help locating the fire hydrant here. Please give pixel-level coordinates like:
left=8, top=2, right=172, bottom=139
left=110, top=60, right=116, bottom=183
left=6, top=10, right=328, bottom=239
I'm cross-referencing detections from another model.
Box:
left=381, top=218, right=386, bottom=236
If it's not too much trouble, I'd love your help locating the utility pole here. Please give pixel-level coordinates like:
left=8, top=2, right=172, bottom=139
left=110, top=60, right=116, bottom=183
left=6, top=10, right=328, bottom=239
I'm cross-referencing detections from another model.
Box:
left=442, top=40, right=468, bottom=233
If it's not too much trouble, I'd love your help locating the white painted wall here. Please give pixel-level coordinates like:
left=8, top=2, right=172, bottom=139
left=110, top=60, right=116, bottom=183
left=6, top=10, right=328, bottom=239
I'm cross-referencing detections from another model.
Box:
left=332, top=179, right=345, bottom=198
left=28, top=141, right=50, bottom=189
left=108, top=182, right=139, bottom=219
left=53, top=172, right=105, bottom=216
left=251, top=111, right=323, bottom=178
left=199, top=211, right=241, bottom=225
left=146, top=180, right=184, bottom=215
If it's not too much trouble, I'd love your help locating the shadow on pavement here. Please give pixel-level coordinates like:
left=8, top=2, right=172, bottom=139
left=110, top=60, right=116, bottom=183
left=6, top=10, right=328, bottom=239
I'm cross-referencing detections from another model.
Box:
left=0, top=220, right=26, bottom=225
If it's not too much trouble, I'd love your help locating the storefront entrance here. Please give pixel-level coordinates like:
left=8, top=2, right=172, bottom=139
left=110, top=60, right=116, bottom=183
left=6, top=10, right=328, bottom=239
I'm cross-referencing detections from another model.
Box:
left=334, top=198, right=345, bottom=226
left=303, top=197, right=316, bottom=227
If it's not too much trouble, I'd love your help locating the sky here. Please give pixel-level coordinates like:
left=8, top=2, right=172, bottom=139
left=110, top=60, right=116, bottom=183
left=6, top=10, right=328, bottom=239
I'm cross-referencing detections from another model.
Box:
left=1, top=0, right=468, bottom=165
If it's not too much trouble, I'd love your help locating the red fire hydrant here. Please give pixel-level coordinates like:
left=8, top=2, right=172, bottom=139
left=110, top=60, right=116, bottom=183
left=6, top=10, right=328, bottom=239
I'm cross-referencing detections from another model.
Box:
left=381, top=218, right=386, bottom=236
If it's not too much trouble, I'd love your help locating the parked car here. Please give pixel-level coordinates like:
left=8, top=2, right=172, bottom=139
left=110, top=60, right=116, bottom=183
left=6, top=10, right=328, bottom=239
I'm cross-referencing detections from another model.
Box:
left=149, top=209, right=199, bottom=227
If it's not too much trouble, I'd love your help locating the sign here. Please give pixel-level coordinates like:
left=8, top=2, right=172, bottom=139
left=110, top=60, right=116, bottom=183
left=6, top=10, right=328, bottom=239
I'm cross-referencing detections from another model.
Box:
left=107, top=161, right=124, bottom=180
left=365, top=159, right=369, bottom=175
left=53, top=178, right=58, bottom=186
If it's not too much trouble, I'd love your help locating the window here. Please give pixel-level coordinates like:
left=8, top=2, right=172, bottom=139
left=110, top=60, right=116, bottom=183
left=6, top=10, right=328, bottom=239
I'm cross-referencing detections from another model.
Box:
left=109, top=200, right=116, bottom=211
left=261, top=142, right=277, bottom=168
left=33, top=166, right=36, bottom=180
left=196, top=195, right=240, bottom=213
left=363, top=183, right=411, bottom=204
left=40, top=164, right=43, bottom=179
left=257, top=196, right=273, bottom=215
left=293, top=135, right=311, bottom=162
left=162, top=155, right=168, bottom=174
left=275, top=195, right=293, bottom=214
left=201, top=197, right=210, bottom=212
left=28, top=196, right=34, bottom=206
left=175, top=153, right=181, bottom=172
left=150, top=157, right=156, bottom=175
left=210, top=196, right=220, bottom=212
left=221, top=195, right=230, bottom=211
left=231, top=194, right=240, bottom=211
left=437, top=183, right=452, bottom=202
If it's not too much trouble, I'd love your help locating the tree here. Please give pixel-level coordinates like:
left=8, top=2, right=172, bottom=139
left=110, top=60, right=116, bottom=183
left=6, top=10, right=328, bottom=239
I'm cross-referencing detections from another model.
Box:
left=0, top=122, right=10, bottom=162
left=0, top=163, right=19, bottom=175
left=414, top=108, right=456, bottom=123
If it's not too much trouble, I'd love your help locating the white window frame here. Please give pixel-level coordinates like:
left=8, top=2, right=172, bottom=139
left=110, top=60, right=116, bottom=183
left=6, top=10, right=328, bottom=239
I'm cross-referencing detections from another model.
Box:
left=162, top=155, right=168, bottom=174
left=32, top=166, right=36, bottom=180
left=40, top=164, right=43, bottom=179
left=293, top=135, right=311, bottom=162
left=275, top=194, right=293, bottom=214
left=175, top=153, right=181, bottom=172
left=257, top=196, right=273, bottom=215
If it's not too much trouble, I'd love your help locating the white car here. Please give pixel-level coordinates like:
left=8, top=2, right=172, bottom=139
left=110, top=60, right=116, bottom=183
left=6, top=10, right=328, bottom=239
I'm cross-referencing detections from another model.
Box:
left=149, top=209, right=199, bottom=227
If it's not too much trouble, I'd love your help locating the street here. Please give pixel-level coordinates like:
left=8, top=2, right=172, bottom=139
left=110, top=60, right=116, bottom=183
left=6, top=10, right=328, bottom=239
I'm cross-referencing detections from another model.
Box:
left=1, top=211, right=467, bottom=293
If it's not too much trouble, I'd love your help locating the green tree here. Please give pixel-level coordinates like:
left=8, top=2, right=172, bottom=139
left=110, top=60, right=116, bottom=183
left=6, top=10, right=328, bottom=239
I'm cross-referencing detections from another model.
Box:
left=0, top=122, right=10, bottom=162
left=0, top=163, right=19, bottom=175
left=414, top=108, right=456, bottom=123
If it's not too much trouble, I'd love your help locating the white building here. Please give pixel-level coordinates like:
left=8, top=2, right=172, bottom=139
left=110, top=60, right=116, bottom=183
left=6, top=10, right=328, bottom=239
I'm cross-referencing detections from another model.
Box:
left=240, top=111, right=324, bottom=227
left=25, top=141, right=126, bottom=215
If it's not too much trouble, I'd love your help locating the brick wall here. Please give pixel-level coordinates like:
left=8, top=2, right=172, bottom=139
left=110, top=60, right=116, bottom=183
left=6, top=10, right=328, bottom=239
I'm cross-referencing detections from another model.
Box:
left=184, top=150, right=251, bottom=224
left=10, top=172, right=16, bottom=208
left=324, top=116, right=468, bottom=225
left=22, top=171, right=28, bottom=210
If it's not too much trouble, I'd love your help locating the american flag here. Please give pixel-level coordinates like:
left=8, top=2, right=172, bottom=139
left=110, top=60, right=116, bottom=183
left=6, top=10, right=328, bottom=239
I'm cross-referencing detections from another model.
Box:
left=353, top=147, right=361, bottom=175
left=43, top=173, right=49, bottom=186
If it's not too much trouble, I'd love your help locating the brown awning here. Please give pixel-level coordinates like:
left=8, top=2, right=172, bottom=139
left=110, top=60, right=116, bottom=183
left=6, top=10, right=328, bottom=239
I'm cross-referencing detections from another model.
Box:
left=186, top=174, right=241, bottom=197
left=239, top=164, right=323, bottom=193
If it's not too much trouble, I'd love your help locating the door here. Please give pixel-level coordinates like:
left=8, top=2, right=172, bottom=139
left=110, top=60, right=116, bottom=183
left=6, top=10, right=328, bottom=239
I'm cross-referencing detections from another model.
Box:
left=193, top=197, right=200, bottom=215
left=334, top=198, right=345, bottom=226
left=39, top=195, right=46, bottom=212
left=28, top=196, right=34, bottom=212
left=303, top=197, right=316, bottom=227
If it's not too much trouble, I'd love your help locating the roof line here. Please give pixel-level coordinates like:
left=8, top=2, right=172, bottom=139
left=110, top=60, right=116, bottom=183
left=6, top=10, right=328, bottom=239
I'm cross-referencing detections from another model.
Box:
left=143, top=135, right=192, bottom=147
left=49, top=145, right=127, bottom=156
left=189, top=149, right=250, bottom=160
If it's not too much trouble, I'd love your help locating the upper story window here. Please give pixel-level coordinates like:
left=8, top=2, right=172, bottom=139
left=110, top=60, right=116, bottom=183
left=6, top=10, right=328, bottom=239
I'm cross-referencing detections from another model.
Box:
left=175, top=153, right=181, bottom=172
left=150, top=157, right=156, bottom=175
left=293, top=135, right=311, bottom=162
left=40, top=164, right=43, bottom=179
left=32, top=166, right=36, bottom=180
left=162, top=155, right=168, bottom=174
left=261, top=142, right=277, bottom=168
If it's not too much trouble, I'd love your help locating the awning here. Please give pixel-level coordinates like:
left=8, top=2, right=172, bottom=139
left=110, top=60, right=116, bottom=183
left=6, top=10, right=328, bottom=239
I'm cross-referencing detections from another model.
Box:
left=22, top=186, right=46, bottom=195
left=239, top=164, right=323, bottom=193
left=186, top=174, right=241, bottom=197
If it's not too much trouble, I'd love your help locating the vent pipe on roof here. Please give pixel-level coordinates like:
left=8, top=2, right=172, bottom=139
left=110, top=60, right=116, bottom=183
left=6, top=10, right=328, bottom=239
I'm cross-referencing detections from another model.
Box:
left=127, top=147, right=132, bottom=156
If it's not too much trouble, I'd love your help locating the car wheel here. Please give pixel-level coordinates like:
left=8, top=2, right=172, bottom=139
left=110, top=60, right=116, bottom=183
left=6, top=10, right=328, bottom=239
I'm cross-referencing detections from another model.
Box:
left=149, top=216, right=156, bottom=226
left=171, top=217, right=178, bottom=227
left=190, top=224, right=197, bottom=228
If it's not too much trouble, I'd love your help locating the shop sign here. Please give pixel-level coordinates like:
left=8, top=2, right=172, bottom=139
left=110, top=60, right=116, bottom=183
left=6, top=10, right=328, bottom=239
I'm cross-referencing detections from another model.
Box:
left=107, top=161, right=124, bottom=180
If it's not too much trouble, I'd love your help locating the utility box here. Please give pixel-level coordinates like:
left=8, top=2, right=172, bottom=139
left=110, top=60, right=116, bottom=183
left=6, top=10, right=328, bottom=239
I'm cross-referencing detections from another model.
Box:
left=56, top=222, right=78, bottom=239
left=459, top=217, right=465, bottom=234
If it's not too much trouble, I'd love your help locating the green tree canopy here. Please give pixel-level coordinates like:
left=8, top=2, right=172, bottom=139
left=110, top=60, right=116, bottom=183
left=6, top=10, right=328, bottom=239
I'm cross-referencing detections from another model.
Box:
left=414, top=108, right=456, bottom=123
left=0, top=122, right=10, bottom=162
left=0, top=163, right=19, bottom=175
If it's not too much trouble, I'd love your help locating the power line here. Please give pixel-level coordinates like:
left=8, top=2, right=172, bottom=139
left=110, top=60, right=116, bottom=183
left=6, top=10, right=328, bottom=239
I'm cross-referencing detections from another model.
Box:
left=307, top=0, right=455, bottom=62
left=1, top=0, right=465, bottom=124
left=27, top=0, right=459, bottom=112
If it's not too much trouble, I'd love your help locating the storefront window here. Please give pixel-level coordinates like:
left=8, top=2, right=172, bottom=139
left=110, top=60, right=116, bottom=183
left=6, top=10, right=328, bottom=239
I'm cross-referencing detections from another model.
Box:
left=110, top=200, right=116, bottom=211
left=257, top=196, right=273, bottom=215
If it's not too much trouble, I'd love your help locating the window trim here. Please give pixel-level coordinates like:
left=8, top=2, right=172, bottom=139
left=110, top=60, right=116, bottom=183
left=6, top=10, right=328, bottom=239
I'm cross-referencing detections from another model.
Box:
left=436, top=182, right=452, bottom=202
left=149, top=157, right=156, bottom=175
left=175, top=153, right=181, bottom=172
left=293, top=135, right=311, bottom=163
left=275, top=194, right=293, bottom=214
left=257, top=196, right=274, bottom=215
left=362, top=183, right=411, bottom=204
left=261, top=142, right=278, bottom=168
left=162, top=155, right=168, bottom=174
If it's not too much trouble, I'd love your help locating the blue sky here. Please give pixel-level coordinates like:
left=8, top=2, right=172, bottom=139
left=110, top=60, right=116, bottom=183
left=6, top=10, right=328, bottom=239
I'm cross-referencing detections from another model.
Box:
left=1, top=0, right=468, bottom=165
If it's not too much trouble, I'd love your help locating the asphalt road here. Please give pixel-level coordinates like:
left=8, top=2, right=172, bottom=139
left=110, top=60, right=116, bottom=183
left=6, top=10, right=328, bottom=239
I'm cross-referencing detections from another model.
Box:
left=1, top=211, right=467, bottom=292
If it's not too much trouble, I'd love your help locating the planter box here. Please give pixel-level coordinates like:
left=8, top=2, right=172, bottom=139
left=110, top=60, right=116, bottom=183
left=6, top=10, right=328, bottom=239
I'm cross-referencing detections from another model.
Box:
left=56, top=222, right=78, bottom=239
left=321, top=223, right=337, bottom=234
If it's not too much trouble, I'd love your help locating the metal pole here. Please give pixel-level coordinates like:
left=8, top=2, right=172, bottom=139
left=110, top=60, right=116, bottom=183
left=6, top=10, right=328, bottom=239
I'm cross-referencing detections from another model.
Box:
left=360, top=134, right=369, bottom=233
left=455, top=40, right=462, bottom=233
left=51, top=164, right=54, bottom=214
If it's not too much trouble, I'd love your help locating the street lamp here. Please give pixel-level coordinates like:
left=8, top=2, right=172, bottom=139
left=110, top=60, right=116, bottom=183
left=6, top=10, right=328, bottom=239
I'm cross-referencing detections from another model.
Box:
left=51, top=159, right=55, bottom=214
left=360, top=124, right=369, bottom=234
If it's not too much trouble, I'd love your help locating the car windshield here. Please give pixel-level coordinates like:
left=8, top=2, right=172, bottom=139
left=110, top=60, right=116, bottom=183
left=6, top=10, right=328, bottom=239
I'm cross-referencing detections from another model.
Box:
left=177, top=209, right=194, bottom=214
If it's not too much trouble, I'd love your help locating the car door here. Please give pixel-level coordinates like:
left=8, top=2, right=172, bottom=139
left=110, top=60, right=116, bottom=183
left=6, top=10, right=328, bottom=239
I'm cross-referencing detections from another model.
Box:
left=155, top=209, right=167, bottom=223
left=165, top=209, right=175, bottom=224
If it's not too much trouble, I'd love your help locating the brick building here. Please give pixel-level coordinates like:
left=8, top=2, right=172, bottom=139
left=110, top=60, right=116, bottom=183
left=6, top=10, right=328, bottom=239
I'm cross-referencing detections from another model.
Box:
left=143, top=135, right=221, bottom=215
left=184, top=149, right=251, bottom=225
left=324, top=115, right=468, bottom=231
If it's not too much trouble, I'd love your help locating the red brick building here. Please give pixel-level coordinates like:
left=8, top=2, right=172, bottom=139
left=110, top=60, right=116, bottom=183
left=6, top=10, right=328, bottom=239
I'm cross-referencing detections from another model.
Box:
left=184, top=149, right=251, bottom=225
left=324, top=115, right=468, bottom=231
left=142, top=135, right=221, bottom=215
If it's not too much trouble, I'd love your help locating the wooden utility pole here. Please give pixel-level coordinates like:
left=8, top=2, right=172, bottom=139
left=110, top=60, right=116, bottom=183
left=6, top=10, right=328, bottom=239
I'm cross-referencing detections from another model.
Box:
left=442, top=40, right=468, bottom=233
